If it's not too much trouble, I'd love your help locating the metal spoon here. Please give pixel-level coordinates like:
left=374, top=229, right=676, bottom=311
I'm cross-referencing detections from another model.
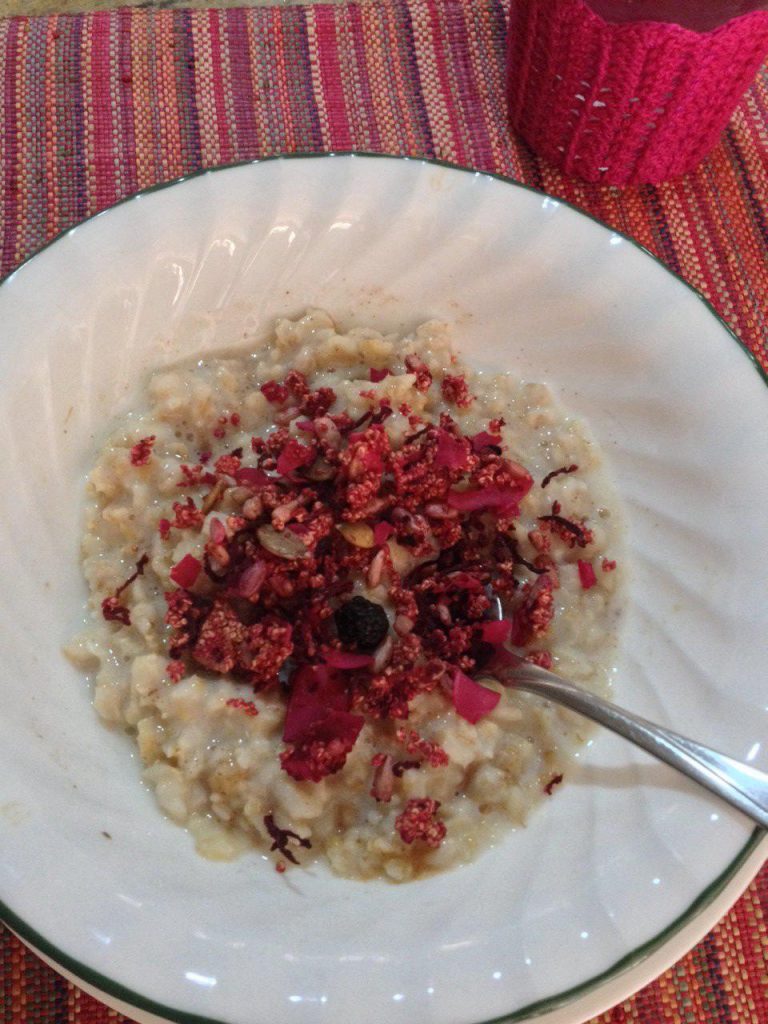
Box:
left=485, top=593, right=768, bottom=830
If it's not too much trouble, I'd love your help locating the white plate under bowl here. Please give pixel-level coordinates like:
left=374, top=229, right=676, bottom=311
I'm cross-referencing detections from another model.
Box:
left=0, top=155, right=765, bottom=1024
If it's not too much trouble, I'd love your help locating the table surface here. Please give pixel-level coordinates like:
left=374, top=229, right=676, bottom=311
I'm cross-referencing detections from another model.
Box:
left=1, top=1, right=307, bottom=15
left=0, top=3, right=766, bottom=1024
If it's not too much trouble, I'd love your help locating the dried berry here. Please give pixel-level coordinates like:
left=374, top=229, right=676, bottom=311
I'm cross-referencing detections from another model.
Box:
left=396, top=728, right=449, bottom=768
left=101, top=596, right=131, bottom=626
left=441, top=374, right=473, bottom=409
left=130, top=436, right=155, bottom=466
left=334, top=596, right=389, bottom=652
left=225, top=698, right=259, bottom=717
left=395, top=797, right=446, bottom=847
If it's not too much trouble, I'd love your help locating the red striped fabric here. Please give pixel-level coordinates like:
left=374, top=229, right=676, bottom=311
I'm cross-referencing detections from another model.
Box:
left=0, top=3, right=765, bottom=365
left=0, top=4, right=766, bottom=1024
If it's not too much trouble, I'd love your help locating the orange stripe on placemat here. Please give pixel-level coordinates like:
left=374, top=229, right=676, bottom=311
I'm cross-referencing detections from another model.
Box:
left=190, top=10, right=223, bottom=168
left=361, top=2, right=424, bottom=155
left=128, top=6, right=155, bottom=194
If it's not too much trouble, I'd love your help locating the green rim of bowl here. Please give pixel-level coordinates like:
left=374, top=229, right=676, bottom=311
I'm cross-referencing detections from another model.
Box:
left=0, top=152, right=765, bottom=1024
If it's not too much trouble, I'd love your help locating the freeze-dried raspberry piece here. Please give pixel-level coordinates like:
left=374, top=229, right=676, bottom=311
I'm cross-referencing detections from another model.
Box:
left=395, top=798, right=446, bottom=848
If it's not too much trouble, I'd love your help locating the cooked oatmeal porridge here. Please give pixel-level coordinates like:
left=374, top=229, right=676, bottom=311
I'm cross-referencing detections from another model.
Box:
left=67, top=309, right=624, bottom=882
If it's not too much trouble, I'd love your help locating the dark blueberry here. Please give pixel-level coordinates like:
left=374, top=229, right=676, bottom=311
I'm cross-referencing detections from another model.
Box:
left=334, top=596, right=389, bottom=652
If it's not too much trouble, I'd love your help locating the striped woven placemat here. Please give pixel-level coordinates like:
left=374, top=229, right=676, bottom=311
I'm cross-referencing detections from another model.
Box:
left=0, top=4, right=766, bottom=1023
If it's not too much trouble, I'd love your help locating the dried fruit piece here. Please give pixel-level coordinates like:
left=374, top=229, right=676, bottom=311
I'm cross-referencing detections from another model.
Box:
left=235, top=466, right=271, bottom=489
left=577, top=560, right=597, bottom=590
left=509, top=577, right=555, bottom=646
left=130, top=436, right=155, bottom=466
left=470, top=430, right=502, bottom=452
left=452, top=668, right=501, bottom=724
left=261, top=381, right=289, bottom=404
left=404, top=354, right=432, bottom=391
left=396, top=728, right=449, bottom=768
left=434, top=428, right=470, bottom=470
left=441, top=375, right=472, bottom=408
left=276, top=438, right=315, bottom=477
left=169, top=554, right=201, bottom=589
left=334, top=596, right=389, bottom=652
left=101, top=555, right=149, bottom=626
left=373, top=521, right=394, bottom=546
left=101, top=596, right=131, bottom=625
left=166, top=660, right=185, bottom=683
left=323, top=650, right=373, bottom=669
left=480, top=619, right=512, bottom=645
left=280, top=714, right=364, bottom=782
left=395, top=798, right=446, bottom=848
left=226, top=698, right=259, bottom=717
left=238, top=560, right=267, bottom=599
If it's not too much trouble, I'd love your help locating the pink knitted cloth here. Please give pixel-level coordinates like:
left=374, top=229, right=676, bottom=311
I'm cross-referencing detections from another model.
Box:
left=506, top=0, right=768, bottom=184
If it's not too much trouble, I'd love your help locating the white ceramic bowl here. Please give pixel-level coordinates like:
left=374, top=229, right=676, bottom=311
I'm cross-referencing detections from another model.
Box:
left=0, top=155, right=765, bottom=1024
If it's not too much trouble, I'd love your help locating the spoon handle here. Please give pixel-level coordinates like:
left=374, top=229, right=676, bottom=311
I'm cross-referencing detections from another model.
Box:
left=504, top=663, right=768, bottom=831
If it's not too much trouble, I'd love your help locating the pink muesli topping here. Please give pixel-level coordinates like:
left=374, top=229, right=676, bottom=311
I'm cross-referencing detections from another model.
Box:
left=404, top=354, right=433, bottom=392
left=166, top=660, right=185, bottom=683
left=441, top=374, right=473, bottom=409
left=116, top=363, right=605, bottom=855
left=169, top=554, right=202, bottom=589
left=577, top=559, right=597, bottom=590
left=395, top=798, right=446, bottom=847
left=452, top=668, right=501, bottom=724
left=525, top=650, right=553, bottom=670
left=396, top=728, right=449, bottom=768
left=225, top=697, right=259, bottom=717
left=171, top=497, right=205, bottom=530
left=470, top=430, right=502, bottom=453
left=130, top=436, right=155, bottom=466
